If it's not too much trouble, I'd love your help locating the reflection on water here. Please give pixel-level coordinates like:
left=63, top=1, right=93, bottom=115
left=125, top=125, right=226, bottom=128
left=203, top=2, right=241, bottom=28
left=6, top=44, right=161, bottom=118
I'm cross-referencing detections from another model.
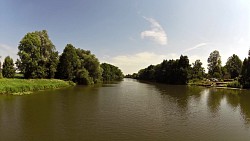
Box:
left=0, top=78, right=250, bottom=140
left=148, top=81, right=250, bottom=127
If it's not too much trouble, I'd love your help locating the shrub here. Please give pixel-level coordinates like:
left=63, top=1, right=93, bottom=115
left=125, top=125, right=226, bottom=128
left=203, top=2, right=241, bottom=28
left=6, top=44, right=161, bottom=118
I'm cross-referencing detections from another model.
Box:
left=227, top=81, right=241, bottom=88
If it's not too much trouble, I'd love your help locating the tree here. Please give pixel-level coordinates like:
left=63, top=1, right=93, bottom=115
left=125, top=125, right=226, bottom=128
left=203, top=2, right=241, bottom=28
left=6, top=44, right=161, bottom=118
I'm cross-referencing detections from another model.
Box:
left=56, top=44, right=79, bottom=80
left=56, top=44, right=102, bottom=85
left=221, top=66, right=230, bottom=79
left=239, top=49, right=250, bottom=88
left=75, top=68, right=93, bottom=85
left=137, top=55, right=190, bottom=85
left=207, top=50, right=222, bottom=78
left=225, top=54, right=242, bottom=79
left=2, top=56, right=15, bottom=78
left=190, top=60, right=205, bottom=80
left=138, top=65, right=155, bottom=81
left=76, top=48, right=102, bottom=83
left=101, top=63, right=124, bottom=81
left=17, top=30, right=58, bottom=78
left=178, top=55, right=190, bottom=84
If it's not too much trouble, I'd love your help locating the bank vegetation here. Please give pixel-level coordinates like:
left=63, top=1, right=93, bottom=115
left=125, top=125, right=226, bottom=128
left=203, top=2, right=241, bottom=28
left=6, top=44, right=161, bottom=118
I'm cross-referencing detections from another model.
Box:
left=0, top=30, right=124, bottom=94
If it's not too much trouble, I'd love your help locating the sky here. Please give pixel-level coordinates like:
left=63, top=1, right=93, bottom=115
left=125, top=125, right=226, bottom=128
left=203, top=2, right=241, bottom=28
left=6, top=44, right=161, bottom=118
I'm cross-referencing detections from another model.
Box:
left=1, top=0, right=250, bottom=74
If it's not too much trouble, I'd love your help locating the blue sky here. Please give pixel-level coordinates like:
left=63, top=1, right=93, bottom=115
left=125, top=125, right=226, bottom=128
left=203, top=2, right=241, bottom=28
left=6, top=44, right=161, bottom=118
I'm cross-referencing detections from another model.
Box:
left=1, top=0, right=250, bottom=74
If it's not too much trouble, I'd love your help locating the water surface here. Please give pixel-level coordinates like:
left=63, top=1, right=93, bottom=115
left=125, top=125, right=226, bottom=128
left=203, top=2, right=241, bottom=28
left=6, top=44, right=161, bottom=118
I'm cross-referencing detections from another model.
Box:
left=0, top=78, right=250, bottom=141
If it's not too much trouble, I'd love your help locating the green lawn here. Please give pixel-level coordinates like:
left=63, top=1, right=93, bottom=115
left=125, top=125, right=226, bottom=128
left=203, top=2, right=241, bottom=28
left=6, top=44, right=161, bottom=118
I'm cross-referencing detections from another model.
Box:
left=0, top=79, right=75, bottom=95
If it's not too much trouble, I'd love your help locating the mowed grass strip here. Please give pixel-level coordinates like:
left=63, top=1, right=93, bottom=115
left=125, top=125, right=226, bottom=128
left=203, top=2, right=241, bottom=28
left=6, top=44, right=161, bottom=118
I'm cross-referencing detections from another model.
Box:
left=0, top=79, right=75, bottom=95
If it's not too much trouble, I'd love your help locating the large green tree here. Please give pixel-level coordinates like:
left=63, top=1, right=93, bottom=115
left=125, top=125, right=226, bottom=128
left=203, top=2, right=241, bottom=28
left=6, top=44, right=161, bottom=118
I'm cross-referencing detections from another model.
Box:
left=225, top=54, right=242, bottom=79
left=101, top=63, right=123, bottom=81
left=190, top=60, right=205, bottom=80
left=2, top=56, right=15, bottom=78
left=207, top=50, right=222, bottom=78
left=76, top=48, right=102, bottom=83
left=56, top=44, right=79, bottom=81
left=240, top=50, right=250, bottom=88
left=56, top=44, right=102, bottom=85
left=17, top=30, right=58, bottom=78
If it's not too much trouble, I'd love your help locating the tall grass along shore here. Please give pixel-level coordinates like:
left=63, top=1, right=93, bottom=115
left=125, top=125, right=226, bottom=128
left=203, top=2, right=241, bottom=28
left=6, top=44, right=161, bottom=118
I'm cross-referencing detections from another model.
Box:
left=0, top=79, right=75, bottom=95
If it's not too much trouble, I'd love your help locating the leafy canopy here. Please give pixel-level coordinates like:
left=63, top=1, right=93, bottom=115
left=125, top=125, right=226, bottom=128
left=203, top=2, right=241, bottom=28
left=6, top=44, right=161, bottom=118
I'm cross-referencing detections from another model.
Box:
left=2, top=56, right=15, bottom=78
left=17, top=30, right=58, bottom=78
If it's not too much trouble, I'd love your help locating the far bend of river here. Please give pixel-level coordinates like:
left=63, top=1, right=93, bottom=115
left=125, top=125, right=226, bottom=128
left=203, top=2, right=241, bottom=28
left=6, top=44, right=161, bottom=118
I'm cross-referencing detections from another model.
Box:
left=0, top=79, right=250, bottom=141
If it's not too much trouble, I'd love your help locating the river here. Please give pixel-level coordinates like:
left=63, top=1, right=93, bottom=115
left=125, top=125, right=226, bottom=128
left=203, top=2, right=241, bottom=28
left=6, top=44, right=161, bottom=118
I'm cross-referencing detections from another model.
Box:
left=0, top=78, right=250, bottom=141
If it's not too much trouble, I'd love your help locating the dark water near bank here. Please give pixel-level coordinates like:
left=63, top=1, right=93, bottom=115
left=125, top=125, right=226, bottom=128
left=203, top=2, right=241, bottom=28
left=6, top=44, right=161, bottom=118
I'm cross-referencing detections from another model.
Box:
left=0, top=78, right=250, bottom=141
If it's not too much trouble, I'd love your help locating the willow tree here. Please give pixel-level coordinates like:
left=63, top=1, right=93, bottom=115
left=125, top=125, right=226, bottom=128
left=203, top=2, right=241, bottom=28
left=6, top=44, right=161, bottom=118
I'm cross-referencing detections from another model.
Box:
left=17, top=30, right=58, bottom=78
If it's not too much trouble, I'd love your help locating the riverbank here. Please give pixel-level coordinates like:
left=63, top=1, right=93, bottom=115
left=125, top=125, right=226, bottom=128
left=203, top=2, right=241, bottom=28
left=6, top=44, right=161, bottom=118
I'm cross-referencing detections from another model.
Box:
left=0, top=79, right=75, bottom=95
left=188, top=79, right=242, bottom=89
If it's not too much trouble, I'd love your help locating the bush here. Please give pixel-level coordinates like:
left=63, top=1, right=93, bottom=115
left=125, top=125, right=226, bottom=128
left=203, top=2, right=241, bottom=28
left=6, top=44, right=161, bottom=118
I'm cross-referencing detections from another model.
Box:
left=227, top=81, right=241, bottom=88
left=75, top=69, right=94, bottom=85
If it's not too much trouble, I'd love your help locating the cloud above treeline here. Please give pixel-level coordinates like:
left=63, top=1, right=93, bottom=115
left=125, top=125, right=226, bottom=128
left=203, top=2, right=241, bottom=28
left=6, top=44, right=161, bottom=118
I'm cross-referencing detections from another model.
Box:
left=141, top=17, right=167, bottom=45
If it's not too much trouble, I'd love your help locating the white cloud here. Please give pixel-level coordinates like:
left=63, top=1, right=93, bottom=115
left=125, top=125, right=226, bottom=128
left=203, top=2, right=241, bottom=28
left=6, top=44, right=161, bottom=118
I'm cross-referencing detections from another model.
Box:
left=141, top=17, right=167, bottom=45
left=184, top=43, right=208, bottom=52
left=102, top=52, right=179, bottom=74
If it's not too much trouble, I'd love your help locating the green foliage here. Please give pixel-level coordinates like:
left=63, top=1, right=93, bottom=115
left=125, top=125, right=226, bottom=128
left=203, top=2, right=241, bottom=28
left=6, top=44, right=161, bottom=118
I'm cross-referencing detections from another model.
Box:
left=0, top=79, right=75, bottom=95
left=225, top=54, right=242, bottom=79
left=207, top=50, right=222, bottom=78
left=2, top=56, right=15, bottom=78
left=56, top=44, right=79, bottom=80
left=227, top=81, right=241, bottom=88
left=56, top=44, right=102, bottom=85
left=101, top=63, right=124, bottom=81
left=14, top=73, right=24, bottom=79
left=17, top=30, right=58, bottom=79
left=240, top=57, right=250, bottom=88
left=221, top=66, right=230, bottom=79
left=190, top=60, right=205, bottom=80
left=137, top=55, right=190, bottom=85
left=75, top=68, right=93, bottom=85
left=125, top=73, right=138, bottom=79
left=76, top=48, right=102, bottom=83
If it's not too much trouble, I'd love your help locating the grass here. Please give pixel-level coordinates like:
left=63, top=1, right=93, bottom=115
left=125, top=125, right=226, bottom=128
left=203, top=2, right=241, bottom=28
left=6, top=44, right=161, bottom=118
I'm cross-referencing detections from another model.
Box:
left=0, top=78, right=75, bottom=95
left=188, top=79, right=213, bottom=86
left=227, top=81, right=241, bottom=88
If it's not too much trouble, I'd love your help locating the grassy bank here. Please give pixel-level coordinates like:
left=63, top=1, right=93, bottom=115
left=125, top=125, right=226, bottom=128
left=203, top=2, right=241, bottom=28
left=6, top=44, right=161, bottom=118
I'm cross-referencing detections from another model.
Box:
left=188, top=79, right=243, bottom=89
left=0, top=79, right=75, bottom=95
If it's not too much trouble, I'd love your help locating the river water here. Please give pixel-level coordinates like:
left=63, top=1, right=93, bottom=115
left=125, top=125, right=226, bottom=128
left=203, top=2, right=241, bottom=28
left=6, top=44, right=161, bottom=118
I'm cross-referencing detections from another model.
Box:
left=0, top=78, right=250, bottom=141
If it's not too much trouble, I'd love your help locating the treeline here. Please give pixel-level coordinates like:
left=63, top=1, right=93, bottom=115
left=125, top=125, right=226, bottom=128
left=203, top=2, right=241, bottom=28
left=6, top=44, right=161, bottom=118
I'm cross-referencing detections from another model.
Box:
left=136, top=55, right=190, bottom=84
left=101, top=63, right=123, bottom=81
left=126, top=50, right=250, bottom=88
left=0, top=30, right=124, bottom=84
